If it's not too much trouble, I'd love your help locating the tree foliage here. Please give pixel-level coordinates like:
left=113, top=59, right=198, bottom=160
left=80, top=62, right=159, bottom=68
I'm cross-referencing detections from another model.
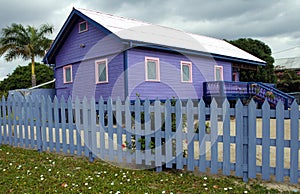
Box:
left=0, top=23, right=53, bottom=86
left=276, top=70, right=300, bottom=92
left=0, top=62, right=54, bottom=97
left=227, top=38, right=276, bottom=83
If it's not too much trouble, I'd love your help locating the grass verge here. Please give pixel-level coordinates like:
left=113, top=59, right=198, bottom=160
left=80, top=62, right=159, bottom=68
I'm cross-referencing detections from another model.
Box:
left=0, top=145, right=296, bottom=193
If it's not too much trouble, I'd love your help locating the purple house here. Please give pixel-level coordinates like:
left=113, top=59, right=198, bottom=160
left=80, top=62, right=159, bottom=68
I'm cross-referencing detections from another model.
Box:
left=45, top=8, right=291, bottom=105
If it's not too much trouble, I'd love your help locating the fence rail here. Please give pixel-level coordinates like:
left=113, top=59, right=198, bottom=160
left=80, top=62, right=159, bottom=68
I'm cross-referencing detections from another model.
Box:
left=0, top=95, right=299, bottom=184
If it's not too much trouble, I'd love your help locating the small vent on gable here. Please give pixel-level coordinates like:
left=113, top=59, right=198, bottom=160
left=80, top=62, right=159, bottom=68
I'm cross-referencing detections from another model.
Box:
left=79, top=21, right=88, bottom=33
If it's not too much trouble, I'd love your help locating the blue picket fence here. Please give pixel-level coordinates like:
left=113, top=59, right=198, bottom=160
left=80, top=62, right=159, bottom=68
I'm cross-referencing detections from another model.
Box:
left=0, top=95, right=299, bottom=184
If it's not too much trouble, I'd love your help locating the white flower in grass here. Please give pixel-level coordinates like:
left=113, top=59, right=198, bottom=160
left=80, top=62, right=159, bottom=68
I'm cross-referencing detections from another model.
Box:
left=120, top=182, right=123, bottom=185
left=162, top=191, right=166, bottom=194
left=9, top=163, right=12, bottom=166
left=40, top=177, right=44, bottom=181
left=85, top=183, right=88, bottom=186
left=203, top=177, right=207, bottom=180
left=6, top=152, right=9, bottom=155
left=203, top=183, right=207, bottom=187
left=3, top=169, right=6, bottom=172
left=127, top=179, right=130, bottom=182
left=228, top=187, right=232, bottom=190
left=35, top=166, right=38, bottom=169
left=204, top=188, right=208, bottom=191
left=244, top=191, right=248, bottom=194
left=115, top=191, right=120, bottom=194
left=48, top=169, right=52, bottom=172
left=104, top=171, right=107, bottom=174
left=115, top=173, right=118, bottom=177
left=88, top=187, right=91, bottom=190
left=224, top=188, right=228, bottom=191
left=111, top=182, right=114, bottom=186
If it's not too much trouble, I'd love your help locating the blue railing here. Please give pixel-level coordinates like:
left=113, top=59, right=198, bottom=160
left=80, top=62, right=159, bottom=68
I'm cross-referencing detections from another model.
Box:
left=203, top=81, right=295, bottom=108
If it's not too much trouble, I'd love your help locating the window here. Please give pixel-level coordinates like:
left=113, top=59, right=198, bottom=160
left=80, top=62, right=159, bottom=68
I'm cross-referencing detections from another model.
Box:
left=79, top=21, right=88, bottom=33
left=63, top=65, right=72, bottom=83
left=214, top=65, right=223, bottom=81
left=95, top=59, right=108, bottom=83
left=145, top=57, right=160, bottom=81
left=181, top=61, right=192, bottom=82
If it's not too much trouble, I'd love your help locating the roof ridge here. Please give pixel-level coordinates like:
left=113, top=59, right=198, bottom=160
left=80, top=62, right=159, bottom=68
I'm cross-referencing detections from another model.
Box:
left=75, top=7, right=196, bottom=37
left=75, top=7, right=150, bottom=25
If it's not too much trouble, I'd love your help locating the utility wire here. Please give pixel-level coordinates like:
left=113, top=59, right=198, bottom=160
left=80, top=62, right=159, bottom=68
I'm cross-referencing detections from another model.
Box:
left=273, top=46, right=300, bottom=54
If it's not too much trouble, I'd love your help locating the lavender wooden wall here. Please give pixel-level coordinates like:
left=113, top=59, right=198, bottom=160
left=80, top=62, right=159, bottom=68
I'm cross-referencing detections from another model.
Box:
left=127, top=48, right=232, bottom=100
left=54, top=18, right=125, bottom=100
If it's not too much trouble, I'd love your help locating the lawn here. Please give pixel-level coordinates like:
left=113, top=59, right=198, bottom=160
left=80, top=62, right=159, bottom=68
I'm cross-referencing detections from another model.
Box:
left=0, top=145, right=295, bottom=193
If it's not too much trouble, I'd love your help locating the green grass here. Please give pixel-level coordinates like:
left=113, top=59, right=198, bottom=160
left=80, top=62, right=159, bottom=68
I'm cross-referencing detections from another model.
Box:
left=0, top=145, right=293, bottom=193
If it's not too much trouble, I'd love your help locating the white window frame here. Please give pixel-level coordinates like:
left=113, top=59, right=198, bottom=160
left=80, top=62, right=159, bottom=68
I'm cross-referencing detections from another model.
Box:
left=145, top=57, right=160, bottom=82
left=214, top=65, right=224, bottom=81
left=63, top=65, right=72, bottom=84
left=79, top=21, right=88, bottom=33
left=181, top=61, right=193, bottom=83
left=95, top=58, right=108, bottom=84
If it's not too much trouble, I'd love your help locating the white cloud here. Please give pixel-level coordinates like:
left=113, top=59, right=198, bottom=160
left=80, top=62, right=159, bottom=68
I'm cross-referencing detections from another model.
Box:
left=1, top=0, right=300, bottom=81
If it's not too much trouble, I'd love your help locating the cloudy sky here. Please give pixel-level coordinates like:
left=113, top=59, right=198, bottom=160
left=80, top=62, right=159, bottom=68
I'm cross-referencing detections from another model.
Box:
left=1, top=0, right=300, bottom=80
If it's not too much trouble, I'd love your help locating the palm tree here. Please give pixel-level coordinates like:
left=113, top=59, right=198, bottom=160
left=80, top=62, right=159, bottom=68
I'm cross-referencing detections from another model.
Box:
left=0, top=23, right=54, bottom=87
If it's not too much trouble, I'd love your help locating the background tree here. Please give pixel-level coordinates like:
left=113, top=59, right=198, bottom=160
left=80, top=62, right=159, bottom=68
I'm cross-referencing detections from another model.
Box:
left=227, top=38, right=276, bottom=83
left=276, top=70, right=300, bottom=92
left=0, top=62, right=54, bottom=97
left=0, top=23, right=53, bottom=87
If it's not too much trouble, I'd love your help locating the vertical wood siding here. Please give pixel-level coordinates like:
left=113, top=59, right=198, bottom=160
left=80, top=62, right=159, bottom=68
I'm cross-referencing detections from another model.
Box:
left=127, top=48, right=232, bottom=100
left=54, top=18, right=125, bottom=100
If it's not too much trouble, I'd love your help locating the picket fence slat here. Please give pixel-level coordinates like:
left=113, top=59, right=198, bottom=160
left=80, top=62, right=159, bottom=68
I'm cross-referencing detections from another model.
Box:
left=198, top=98, right=206, bottom=172
left=235, top=99, right=243, bottom=177
left=144, top=98, right=151, bottom=166
left=67, top=97, right=75, bottom=155
left=116, top=97, right=123, bottom=163
left=248, top=99, right=256, bottom=179
left=290, top=101, right=299, bottom=184
left=262, top=101, right=271, bottom=180
left=210, top=98, right=218, bottom=174
left=222, top=99, right=230, bottom=175
left=1, top=95, right=299, bottom=184
left=75, top=97, right=82, bottom=156
left=47, top=96, right=54, bottom=152
left=275, top=101, right=284, bottom=182
left=175, top=99, right=183, bottom=170
left=154, top=100, right=162, bottom=172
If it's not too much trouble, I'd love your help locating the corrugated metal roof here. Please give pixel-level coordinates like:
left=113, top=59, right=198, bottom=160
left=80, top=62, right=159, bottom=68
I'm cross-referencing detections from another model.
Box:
left=76, top=8, right=265, bottom=64
left=274, top=57, right=300, bottom=70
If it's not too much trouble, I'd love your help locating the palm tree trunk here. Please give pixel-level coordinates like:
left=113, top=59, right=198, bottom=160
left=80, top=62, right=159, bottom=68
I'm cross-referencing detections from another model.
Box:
left=31, top=57, right=36, bottom=87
